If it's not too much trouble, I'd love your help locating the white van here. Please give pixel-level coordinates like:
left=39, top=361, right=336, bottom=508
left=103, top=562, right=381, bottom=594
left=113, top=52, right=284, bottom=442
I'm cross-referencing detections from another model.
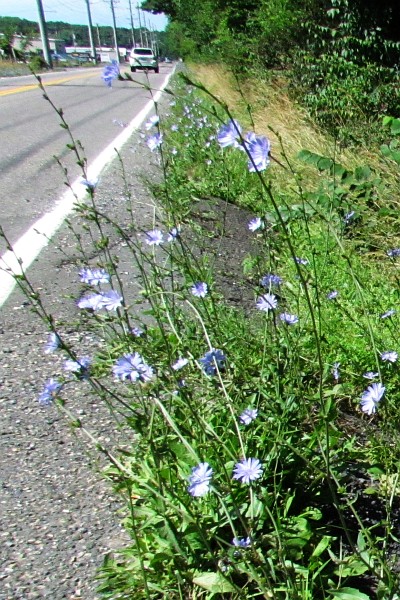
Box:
left=129, top=47, right=159, bottom=73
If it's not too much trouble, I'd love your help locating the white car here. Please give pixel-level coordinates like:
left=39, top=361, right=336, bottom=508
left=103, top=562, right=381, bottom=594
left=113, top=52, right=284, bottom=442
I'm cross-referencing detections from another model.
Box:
left=129, top=47, right=159, bottom=73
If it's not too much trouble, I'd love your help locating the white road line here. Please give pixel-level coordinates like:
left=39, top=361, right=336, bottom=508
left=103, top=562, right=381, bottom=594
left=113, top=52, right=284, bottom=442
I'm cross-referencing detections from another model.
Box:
left=0, top=70, right=174, bottom=308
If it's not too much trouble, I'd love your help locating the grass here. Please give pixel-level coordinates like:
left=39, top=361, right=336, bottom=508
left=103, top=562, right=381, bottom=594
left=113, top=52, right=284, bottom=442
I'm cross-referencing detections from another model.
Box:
left=0, top=59, right=32, bottom=76
left=7, top=63, right=400, bottom=599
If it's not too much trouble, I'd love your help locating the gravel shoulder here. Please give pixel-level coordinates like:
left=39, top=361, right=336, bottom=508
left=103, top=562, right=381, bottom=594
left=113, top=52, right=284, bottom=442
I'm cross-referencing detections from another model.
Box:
left=0, top=109, right=165, bottom=599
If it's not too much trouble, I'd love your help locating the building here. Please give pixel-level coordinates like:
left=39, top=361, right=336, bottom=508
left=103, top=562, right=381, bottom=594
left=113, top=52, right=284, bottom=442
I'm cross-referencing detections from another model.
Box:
left=11, top=34, right=66, bottom=56
left=65, top=46, right=128, bottom=62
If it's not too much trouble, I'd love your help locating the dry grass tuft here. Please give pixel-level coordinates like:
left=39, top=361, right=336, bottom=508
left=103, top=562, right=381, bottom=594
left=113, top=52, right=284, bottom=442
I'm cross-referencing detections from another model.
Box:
left=191, top=65, right=364, bottom=163
left=188, top=63, right=389, bottom=174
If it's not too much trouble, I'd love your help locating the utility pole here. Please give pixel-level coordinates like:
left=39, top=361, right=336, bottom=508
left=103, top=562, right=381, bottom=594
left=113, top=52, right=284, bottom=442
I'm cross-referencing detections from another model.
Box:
left=136, top=5, right=144, bottom=46
left=84, top=0, right=97, bottom=63
left=142, top=12, right=149, bottom=47
left=128, top=0, right=136, bottom=48
left=96, top=24, right=101, bottom=47
left=109, top=0, right=121, bottom=62
left=35, top=0, right=53, bottom=68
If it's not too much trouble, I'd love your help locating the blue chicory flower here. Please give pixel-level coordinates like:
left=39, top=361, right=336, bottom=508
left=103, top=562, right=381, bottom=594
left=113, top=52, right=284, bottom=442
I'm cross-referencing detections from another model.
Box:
left=332, top=362, right=340, bottom=381
left=64, top=356, right=92, bottom=378
left=77, top=290, right=123, bottom=311
left=360, top=382, right=385, bottom=415
left=102, top=60, right=119, bottom=87
left=77, top=293, right=103, bottom=310
left=248, top=217, right=263, bottom=232
left=245, top=132, right=271, bottom=172
left=363, top=371, right=379, bottom=380
left=145, top=114, right=160, bottom=130
left=187, top=462, right=213, bottom=497
left=131, top=326, right=144, bottom=337
left=145, top=229, right=164, bottom=245
left=381, top=351, right=398, bottom=363
left=44, top=332, right=61, bottom=354
left=380, top=309, right=396, bottom=319
left=233, top=458, right=263, bottom=484
left=98, top=290, right=123, bottom=311
left=199, top=348, right=226, bottom=376
left=167, top=226, right=180, bottom=241
left=80, top=177, right=98, bottom=190
left=279, top=312, right=299, bottom=325
left=260, top=273, right=282, bottom=288
left=344, top=211, right=355, bottom=224
left=191, top=282, right=208, bottom=298
left=327, top=290, right=339, bottom=300
left=256, top=293, right=278, bottom=312
left=217, top=119, right=242, bottom=148
left=79, top=267, right=110, bottom=286
left=113, top=352, right=154, bottom=383
left=38, top=378, right=62, bottom=405
left=232, top=537, right=251, bottom=548
left=172, top=357, right=189, bottom=371
left=294, top=257, right=309, bottom=265
left=146, top=133, right=163, bottom=151
left=239, top=408, right=258, bottom=425
left=387, top=248, right=400, bottom=258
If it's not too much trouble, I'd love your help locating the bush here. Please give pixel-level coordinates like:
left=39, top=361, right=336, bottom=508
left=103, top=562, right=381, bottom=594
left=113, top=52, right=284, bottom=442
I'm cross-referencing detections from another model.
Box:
left=29, top=54, right=50, bottom=72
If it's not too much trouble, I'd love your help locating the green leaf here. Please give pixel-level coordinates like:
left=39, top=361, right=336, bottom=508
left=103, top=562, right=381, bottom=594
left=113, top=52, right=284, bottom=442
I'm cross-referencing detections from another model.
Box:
left=311, top=535, right=331, bottom=558
left=317, top=157, right=334, bottom=171
left=333, top=559, right=369, bottom=578
left=391, top=118, right=400, bottom=135
left=193, top=572, right=235, bottom=593
left=329, top=587, right=370, bottom=600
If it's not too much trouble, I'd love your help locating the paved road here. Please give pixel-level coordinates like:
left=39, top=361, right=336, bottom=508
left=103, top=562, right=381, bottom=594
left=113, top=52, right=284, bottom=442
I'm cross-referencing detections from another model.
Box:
left=0, top=64, right=174, bottom=253
left=0, top=66, right=175, bottom=599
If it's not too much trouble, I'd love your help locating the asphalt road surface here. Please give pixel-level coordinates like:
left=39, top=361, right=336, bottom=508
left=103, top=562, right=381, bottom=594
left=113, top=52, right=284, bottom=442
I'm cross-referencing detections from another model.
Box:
left=0, top=64, right=174, bottom=255
left=0, top=64, right=176, bottom=599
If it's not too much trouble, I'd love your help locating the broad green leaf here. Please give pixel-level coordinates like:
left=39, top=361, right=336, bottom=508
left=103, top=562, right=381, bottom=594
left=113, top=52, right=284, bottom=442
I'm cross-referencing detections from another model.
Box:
left=333, top=560, right=369, bottom=577
left=391, top=118, right=400, bottom=135
left=193, top=572, right=235, bottom=593
left=317, top=157, right=334, bottom=171
left=329, top=586, right=370, bottom=599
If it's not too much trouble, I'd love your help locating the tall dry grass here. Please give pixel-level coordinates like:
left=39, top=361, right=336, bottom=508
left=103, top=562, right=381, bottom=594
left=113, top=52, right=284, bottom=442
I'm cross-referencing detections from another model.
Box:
left=187, top=62, right=400, bottom=262
left=188, top=63, right=394, bottom=177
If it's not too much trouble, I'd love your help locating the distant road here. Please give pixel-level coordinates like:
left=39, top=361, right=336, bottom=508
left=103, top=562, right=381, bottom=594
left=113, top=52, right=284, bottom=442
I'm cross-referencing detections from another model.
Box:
left=0, top=64, right=174, bottom=253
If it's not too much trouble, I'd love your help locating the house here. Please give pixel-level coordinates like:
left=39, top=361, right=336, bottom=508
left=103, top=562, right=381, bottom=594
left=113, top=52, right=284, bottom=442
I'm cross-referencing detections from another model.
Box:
left=12, top=34, right=66, bottom=56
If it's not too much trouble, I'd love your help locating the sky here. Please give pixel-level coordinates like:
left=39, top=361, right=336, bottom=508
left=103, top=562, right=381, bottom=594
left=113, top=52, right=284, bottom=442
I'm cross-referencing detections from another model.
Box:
left=0, top=0, right=168, bottom=31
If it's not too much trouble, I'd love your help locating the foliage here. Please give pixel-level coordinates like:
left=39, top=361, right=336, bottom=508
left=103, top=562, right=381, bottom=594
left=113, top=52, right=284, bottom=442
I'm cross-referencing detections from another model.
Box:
left=28, top=54, right=50, bottom=72
left=8, top=67, right=400, bottom=599
left=291, top=0, right=400, bottom=143
left=144, top=0, right=400, bottom=145
left=0, top=15, right=160, bottom=52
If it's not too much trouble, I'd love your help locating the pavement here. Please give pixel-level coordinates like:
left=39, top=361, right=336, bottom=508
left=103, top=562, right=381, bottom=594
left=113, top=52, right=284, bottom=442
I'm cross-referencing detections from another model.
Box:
left=0, top=109, right=163, bottom=599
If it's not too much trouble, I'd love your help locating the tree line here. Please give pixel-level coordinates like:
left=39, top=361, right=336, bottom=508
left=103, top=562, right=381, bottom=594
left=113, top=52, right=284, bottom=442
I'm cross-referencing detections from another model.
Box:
left=0, top=15, right=168, bottom=56
left=143, top=0, right=400, bottom=141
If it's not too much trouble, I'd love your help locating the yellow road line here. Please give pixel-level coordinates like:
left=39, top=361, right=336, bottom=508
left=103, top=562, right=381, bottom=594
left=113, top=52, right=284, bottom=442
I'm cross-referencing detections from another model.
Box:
left=0, top=71, right=100, bottom=97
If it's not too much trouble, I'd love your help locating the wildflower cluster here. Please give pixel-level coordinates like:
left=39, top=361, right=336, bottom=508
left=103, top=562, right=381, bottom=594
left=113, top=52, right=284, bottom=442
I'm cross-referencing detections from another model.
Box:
left=31, top=77, right=400, bottom=598
left=217, top=119, right=271, bottom=172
